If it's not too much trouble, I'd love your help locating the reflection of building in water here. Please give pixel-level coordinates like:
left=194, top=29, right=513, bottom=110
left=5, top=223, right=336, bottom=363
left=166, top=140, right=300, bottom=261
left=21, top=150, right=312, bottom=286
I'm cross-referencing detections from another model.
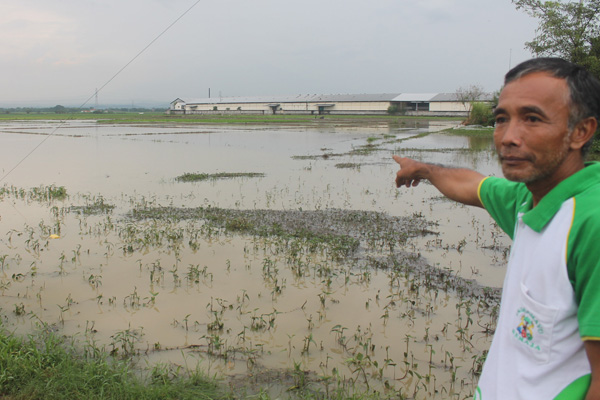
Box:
left=168, top=92, right=493, bottom=117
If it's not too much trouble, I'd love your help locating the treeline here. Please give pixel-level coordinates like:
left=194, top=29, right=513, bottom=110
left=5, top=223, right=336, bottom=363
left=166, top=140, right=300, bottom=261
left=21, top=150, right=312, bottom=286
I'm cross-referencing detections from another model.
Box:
left=1, top=105, right=161, bottom=114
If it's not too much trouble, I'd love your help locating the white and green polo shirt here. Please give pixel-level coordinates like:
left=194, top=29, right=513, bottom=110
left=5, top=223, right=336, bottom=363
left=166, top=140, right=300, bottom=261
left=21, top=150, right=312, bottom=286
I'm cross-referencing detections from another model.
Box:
left=474, top=162, right=600, bottom=400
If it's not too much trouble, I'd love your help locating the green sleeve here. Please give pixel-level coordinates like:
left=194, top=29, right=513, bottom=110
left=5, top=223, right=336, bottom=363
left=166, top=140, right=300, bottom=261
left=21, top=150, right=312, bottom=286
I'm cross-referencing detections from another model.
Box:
left=478, top=177, right=529, bottom=240
left=568, top=189, right=600, bottom=339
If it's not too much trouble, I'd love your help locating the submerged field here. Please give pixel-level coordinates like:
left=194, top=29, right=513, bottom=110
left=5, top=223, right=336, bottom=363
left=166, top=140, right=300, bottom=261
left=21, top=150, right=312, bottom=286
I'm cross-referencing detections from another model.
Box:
left=0, top=118, right=506, bottom=399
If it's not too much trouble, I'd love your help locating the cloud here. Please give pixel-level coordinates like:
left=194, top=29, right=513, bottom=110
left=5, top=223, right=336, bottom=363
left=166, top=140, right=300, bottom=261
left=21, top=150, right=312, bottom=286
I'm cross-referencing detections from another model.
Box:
left=1, top=5, right=74, bottom=58
left=0, top=0, right=537, bottom=105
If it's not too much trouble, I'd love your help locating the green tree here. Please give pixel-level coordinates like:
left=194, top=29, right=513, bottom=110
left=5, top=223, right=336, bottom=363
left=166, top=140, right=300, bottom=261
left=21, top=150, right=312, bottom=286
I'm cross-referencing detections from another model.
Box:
left=53, top=105, right=67, bottom=114
left=513, top=0, right=600, bottom=78
left=456, top=84, right=485, bottom=112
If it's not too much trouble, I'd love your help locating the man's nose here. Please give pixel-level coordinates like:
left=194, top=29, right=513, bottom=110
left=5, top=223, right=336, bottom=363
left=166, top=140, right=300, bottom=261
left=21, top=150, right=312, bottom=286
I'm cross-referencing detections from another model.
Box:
left=499, top=121, right=522, bottom=147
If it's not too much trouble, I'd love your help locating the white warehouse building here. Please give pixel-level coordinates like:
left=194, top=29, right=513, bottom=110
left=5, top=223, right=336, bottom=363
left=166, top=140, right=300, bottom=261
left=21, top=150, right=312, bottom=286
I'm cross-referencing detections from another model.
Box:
left=168, top=92, right=493, bottom=117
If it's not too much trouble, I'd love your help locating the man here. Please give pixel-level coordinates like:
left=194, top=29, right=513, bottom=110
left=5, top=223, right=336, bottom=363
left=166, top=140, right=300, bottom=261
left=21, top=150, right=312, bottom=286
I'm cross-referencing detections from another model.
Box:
left=394, top=58, right=600, bottom=399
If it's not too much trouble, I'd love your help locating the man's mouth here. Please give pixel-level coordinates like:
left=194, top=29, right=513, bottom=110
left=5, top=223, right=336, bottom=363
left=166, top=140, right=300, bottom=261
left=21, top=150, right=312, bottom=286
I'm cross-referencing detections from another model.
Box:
left=499, top=154, right=532, bottom=164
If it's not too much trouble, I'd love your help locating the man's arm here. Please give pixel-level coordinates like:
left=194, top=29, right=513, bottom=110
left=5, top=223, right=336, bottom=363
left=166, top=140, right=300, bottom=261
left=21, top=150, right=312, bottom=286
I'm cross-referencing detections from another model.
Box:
left=585, top=341, right=600, bottom=400
left=393, top=155, right=485, bottom=208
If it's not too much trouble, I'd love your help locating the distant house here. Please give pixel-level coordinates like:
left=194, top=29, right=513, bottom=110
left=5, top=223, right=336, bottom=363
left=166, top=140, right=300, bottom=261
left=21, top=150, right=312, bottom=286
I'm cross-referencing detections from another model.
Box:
left=168, top=92, right=493, bottom=117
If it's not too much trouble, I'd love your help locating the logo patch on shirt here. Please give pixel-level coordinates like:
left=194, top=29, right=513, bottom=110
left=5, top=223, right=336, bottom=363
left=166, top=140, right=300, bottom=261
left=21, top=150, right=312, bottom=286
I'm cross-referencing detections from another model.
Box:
left=512, top=307, right=542, bottom=351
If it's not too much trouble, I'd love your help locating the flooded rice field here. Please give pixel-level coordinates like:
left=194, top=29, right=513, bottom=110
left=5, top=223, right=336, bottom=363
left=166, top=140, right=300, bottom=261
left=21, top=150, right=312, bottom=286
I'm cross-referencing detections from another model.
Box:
left=0, top=119, right=509, bottom=399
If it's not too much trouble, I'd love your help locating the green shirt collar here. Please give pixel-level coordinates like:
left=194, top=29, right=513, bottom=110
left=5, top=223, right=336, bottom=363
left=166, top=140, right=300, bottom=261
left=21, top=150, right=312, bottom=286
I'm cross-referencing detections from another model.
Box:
left=521, top=162, right=600, bottom=232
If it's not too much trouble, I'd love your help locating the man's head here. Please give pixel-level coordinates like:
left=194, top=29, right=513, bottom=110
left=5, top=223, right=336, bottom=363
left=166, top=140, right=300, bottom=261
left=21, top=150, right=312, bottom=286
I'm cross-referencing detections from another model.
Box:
left=504, top=57, right=600, bottom=153
left=493, top=58, right=599, bottom=199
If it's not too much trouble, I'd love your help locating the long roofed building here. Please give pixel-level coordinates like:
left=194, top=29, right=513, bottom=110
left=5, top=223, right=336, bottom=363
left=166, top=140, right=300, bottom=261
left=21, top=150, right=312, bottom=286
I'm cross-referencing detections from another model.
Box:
left=169, top=92, right=493, bottom=117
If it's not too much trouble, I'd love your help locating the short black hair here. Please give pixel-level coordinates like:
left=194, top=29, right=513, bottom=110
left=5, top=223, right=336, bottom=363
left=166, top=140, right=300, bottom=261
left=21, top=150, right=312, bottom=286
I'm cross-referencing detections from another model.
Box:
left=505, top=57, right=600, bottom=153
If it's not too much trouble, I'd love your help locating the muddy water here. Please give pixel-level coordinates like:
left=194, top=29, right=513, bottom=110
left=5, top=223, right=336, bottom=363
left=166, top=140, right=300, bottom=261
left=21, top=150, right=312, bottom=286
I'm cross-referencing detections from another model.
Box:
left=0, top=120, right=508, bottom=398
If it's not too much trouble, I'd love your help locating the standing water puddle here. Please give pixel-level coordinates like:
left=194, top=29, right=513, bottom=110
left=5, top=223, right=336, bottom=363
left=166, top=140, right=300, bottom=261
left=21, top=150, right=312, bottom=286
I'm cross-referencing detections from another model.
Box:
left=0, top=119, right=507, bottom=398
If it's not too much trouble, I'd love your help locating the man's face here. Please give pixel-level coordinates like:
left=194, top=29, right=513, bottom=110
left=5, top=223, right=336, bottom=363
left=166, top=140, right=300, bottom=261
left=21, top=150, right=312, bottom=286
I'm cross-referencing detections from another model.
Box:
left=493, top=72, right=577, bottom=187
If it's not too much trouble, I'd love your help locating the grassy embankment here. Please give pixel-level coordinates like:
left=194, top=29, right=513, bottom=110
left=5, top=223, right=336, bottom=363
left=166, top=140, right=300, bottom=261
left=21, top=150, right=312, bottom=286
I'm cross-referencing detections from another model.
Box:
left=0, top=111, right=463, bottom=125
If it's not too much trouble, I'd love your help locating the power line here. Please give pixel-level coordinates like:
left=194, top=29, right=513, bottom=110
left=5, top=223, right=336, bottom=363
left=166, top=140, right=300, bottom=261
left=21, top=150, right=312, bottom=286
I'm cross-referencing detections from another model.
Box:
left=0, top=0, right=202, bottom=184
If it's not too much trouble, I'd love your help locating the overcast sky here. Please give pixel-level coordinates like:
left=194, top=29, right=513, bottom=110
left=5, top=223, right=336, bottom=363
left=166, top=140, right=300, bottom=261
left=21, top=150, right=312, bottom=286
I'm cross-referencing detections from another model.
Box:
left=1, top=0, right=537, bottom=107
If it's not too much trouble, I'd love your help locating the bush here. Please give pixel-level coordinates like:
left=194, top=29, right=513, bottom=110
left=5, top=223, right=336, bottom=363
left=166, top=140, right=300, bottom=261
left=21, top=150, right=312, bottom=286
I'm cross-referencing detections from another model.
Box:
left=466, top=102, right=494, bottom=126
left=387, top=104, right=405, bottom=115
left=585, top=133, right=600, bottom=160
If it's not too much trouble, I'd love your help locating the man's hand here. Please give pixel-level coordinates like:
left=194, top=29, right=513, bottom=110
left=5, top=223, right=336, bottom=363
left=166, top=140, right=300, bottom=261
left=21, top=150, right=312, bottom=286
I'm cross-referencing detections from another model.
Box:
left=392, top=155, right=486, bottom=208
left=393, top=155, right=427, bottom=188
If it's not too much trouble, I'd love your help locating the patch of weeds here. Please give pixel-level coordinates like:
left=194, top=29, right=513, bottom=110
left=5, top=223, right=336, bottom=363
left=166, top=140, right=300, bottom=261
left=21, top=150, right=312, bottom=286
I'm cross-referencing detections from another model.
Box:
left=175, top=172, right=265, bottom=182
left=291, top=153, right=345, bottom=160
left=396, top=147, right=485, bottom=154
left=429, top=195, right=454, bottom=203
left=131, top=207, right=433, bottom=261
left=349, top=144, right=381, bottom=156
left=45, top=185, right=68, bottom=200
left=225, top=217, right=255, bottom=232
left=71, top=196, right=115, bottom=215
left=335, top=163, right=362, bottom=169
left=445, top=127, right=494, bottom=137
left=1, top=184, right=68, bottom=202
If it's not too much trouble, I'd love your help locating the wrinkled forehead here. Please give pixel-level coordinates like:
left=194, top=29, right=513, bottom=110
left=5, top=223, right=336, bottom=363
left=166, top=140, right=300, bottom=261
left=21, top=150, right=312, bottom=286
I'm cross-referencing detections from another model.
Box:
left=499, top=72, right=571, bottom=108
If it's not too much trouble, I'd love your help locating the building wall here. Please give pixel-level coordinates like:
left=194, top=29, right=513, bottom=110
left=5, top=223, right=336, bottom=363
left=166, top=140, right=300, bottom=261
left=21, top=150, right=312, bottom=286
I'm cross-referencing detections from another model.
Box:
left=325, top=101, right=392, bottom=111
left=405, top=110, right=469, bottom=117
left=180, top=101, right=393, bottom=114
left=187, top=102, right=271, bottom=112
left=170, top=100, right=186, bottom=110
left=429, top=101, right=470, bottom=112
left=170, top=99, right=483, bottom=116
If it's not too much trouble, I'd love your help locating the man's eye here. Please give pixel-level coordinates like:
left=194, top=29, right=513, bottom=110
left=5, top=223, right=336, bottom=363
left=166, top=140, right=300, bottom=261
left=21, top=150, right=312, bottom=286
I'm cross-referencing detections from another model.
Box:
left=525, top=115, right=541, bottom=123
left=495, top=116, right=507, bottom=124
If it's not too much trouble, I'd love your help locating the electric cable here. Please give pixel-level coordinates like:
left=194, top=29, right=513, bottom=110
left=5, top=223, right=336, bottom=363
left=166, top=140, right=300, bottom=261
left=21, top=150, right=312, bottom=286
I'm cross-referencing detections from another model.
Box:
left=0, top=0, right=202, bottom=184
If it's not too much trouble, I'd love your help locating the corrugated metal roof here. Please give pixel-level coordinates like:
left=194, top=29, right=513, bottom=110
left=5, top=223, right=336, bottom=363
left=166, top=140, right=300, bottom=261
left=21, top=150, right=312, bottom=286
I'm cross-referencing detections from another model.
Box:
left=429, top=93, right=460, bottom=102
left=177, top=92, right=493, bottom=105
left=430, top=92, right=494, bottom=102
left=182, top=93, right=401, bottom=104
left=391, top=93, right=438, bottom=102
left=318, top=93, right=401, bottom=102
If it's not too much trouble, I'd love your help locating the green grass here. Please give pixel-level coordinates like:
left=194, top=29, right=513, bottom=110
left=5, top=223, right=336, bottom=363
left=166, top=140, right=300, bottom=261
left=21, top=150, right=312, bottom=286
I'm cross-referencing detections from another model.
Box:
left=0, top=329, right=227, bottom=400
left=0, top=112, right=463, bottom=125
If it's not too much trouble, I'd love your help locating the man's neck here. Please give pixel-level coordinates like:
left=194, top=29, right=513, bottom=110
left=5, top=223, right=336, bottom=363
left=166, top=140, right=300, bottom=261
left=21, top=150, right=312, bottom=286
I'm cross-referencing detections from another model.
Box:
left=527, top=157, right=586, bottom=207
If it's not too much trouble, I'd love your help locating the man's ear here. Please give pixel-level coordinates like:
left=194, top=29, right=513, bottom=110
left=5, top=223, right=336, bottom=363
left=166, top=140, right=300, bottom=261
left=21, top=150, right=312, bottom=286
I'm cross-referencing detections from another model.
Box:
left=570, top=117, right=598, bottom=150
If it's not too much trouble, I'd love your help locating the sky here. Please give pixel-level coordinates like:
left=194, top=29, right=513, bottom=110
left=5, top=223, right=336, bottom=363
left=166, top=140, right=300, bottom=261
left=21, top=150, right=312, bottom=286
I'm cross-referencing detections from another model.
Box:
left=1, top=0, right=538, bottom=108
